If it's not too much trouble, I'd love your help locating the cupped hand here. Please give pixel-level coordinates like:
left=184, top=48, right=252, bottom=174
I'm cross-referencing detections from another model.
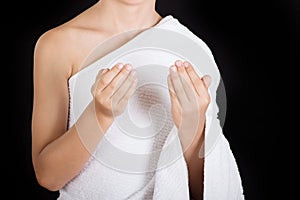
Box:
left=91, top=63, right=138, bottom=122
left=167, top=60, right=211, bottom=153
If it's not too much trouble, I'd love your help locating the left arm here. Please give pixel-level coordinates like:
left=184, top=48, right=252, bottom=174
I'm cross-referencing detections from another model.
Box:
left=167, top=60, right=211, bottom=200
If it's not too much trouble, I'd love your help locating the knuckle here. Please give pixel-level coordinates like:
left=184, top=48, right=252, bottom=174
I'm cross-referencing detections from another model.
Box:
left=186, top=67, right=197, bottom=76
left=186, top=66, right=193, bottom=73
left=177, top=67, right=185, bottom=73
left=119, top=69, right=129, bottom=77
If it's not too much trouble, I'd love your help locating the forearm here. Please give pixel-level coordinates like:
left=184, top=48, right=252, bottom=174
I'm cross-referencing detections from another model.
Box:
left=167, top=60, right=210, bottom=199
left=35, top=126, right=90, bottom=191
left=183, top=123, right=205, bottom=200
left=33, top=102, right=113, bottom=191
left=185, top=137, right=204, bottom=200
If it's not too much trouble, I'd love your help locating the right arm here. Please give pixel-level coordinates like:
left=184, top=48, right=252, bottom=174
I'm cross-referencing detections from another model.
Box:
left=31, top=31, right=137, bottom=191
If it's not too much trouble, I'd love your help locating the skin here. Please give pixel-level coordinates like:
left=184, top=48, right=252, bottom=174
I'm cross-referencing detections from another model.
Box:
left=32, top=0, right=211, bottom=199
left=168, top=60, right=211, bottom=199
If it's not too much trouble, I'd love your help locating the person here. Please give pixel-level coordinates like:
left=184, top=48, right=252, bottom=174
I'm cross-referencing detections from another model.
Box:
left=32, top=0, right=244, bottom=199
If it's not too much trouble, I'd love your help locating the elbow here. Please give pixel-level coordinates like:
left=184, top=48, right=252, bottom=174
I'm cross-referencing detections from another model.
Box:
left=35, top=171, right=64, bottom=191
left=32, top=155, right=66, bottom=191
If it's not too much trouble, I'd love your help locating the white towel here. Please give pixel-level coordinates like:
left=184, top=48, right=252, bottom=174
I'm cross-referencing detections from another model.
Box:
left=58, top=15, right=244, bottom=200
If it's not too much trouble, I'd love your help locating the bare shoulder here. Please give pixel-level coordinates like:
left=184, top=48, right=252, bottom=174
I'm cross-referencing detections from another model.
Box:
left=33, top=25, right=75, bottom=79
left=35, top=2, right=96, bottom=49
left=35, top=26, right=72, bottom=56
left=34, top=4, right=102, bottom=78
left=34, top=3, right=108, bottom=77
left=34, top=15, right=85, bottom=61
left=35, top=8, right=94, bottom=50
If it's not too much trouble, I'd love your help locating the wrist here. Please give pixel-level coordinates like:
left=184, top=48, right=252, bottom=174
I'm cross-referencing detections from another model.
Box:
left=96, top=112, right=113, bottom=133
left=87, top=102, right=114, bottom=133
left=181, top=124, right=205, bottom=162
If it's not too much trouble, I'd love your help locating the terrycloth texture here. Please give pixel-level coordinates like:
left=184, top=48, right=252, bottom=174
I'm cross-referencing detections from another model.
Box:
left=58, top=15, right=244, bottom=200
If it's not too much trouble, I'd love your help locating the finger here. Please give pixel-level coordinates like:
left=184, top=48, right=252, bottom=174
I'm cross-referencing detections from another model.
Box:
left=167, top=74, right=180, bottom=105
left=91, top=68, right=108, bottom=96
left=102, top=64, right=133, bottom=97
left=167, top=74, right=176, bottom=98
left=96, top=63, right=124, bottom=91
left=202, top=75, right=212, bottom=88
left=200, top=75, right=211, bottom=100
left=117, top=78, right=138, bottom=109
left=112, top=69, right=137, bottom=104
left=169, top=65, right=189, bottom=105
left=175, top=60, right=198, bottom=103
left=95, top=68, right=109, bottom=81
left=184, top=62, right=207, bottom=96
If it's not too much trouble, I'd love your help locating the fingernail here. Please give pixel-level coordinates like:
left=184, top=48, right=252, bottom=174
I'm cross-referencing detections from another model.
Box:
left=117, top=63, right=123, bottom=69
left=183, top=62, right=190, bottom=68
left=125, top=64, right=132, bottom=71
left=170, top=66, right=177, bottom=73
left=175, top=60, right=182, bottom=67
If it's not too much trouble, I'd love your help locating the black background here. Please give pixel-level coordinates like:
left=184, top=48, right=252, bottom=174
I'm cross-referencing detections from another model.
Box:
left=7, top=0, right=299, bottom=199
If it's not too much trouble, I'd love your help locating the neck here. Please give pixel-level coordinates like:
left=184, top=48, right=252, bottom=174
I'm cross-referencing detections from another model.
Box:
left=96, top=0, right=161, bottom=33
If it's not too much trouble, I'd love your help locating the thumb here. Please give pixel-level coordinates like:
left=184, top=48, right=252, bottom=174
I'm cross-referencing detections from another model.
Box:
left=202, top=75, right=212, bottom=88
left=101, top=68, right=108, bottom=74
left=96, top=68, right=109, bottom=80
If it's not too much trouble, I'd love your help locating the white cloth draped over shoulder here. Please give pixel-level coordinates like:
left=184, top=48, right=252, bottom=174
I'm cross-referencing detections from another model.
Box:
left=58, top=15, right=245, bottom=200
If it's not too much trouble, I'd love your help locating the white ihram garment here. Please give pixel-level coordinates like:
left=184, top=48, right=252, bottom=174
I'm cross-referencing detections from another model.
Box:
left=58, top=15, right=244, bottom=200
